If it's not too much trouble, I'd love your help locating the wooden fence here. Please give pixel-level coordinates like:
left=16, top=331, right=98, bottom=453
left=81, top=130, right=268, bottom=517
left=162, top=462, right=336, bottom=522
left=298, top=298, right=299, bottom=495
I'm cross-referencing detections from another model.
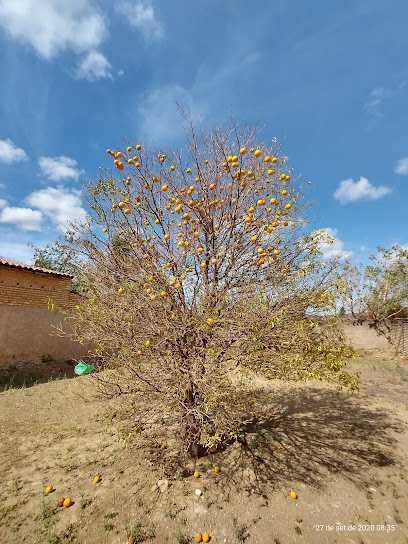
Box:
left=392, top=318, right=408, bottom=355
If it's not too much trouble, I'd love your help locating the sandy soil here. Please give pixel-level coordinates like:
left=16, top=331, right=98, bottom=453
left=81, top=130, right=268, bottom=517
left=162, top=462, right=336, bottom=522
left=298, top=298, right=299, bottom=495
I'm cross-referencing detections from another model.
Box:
left=1, top=347, right=407, bottom=544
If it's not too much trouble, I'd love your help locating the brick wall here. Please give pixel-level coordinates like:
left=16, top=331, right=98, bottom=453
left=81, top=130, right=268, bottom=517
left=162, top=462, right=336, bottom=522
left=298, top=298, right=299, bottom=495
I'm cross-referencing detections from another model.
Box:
left=0, top=266, right=91, bottom=366
left=0, top=266, right=79, bottom=308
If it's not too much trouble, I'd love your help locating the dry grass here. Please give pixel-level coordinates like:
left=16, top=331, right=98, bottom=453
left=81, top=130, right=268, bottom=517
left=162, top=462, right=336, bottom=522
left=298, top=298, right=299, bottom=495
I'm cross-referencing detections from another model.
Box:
left=0, top=350, right=407, bottom=543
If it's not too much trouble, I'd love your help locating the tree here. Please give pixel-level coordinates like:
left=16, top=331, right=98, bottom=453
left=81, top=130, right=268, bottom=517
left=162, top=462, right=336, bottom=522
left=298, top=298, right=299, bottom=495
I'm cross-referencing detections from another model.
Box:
left=53, top=114, right=358, bottom=457
left=28, top=242, right=88, bottom=292
left=363, top=245, right=408, bottom=320
left=338, top=245, right=408, bottom=341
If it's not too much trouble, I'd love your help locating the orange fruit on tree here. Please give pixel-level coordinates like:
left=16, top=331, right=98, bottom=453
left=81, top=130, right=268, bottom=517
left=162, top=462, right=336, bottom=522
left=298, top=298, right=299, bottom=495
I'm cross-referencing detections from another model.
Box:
left=254, top=149, right=261, bottom=157
left=285, top=203, right=292, bottom=209
left=210, top=446, right=217, bottom=452
left=240, top=147, right=246, bottom=154
left=124, top=208, right=131, bottom=214
left=203, top=533, right=210, bottom=543
left=272, top=157, right=278, bottom=163
left=161, top=185, right=168, bottom=191
left=194, top=471, right=200, bottom=478
left=264, top=155, right=271, bottom=162
left=195, top=534, right=203, bottom=543
left=127, top=146, right=132, bottom=152
left=63, top=498, right=72, bottom=508
left=136, top=144, right=141, bottom=150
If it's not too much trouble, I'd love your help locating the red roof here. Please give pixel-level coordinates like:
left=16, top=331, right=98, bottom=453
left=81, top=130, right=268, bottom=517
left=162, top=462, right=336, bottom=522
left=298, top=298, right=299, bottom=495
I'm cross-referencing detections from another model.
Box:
left=0, top=258, right=74, bottom=278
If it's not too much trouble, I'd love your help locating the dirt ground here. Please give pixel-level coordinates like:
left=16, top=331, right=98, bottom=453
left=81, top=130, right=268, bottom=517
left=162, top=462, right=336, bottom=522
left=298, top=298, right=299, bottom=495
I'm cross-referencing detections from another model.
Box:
left=1, top=343, right=407, bottom=543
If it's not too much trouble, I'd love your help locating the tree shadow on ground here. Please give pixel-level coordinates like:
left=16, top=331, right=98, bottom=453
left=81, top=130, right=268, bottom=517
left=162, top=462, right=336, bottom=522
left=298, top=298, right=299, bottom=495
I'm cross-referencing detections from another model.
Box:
left=212, top=385, right=403, bottom=500
left=0, top=359, right=78, bottom=390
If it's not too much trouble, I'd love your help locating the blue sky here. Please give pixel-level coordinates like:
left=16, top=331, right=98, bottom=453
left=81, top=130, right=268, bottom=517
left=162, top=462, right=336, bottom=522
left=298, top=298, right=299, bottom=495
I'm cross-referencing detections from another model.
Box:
left=0, top=0, right=407, bottom=269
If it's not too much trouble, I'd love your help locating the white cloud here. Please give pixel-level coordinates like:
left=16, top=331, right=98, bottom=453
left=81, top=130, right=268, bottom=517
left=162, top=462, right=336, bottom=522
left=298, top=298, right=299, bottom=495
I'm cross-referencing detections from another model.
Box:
left=318, top=228, right=353, bottom=260
left=26, top=186, right=87, bottom=227
left=394, top=157, right=408, bottom=175
left=0, top=0, right=107, bottom=60
left=364, top=87, right=391, bottom=120
left=137, top=84, right=196, bottom=143
left=333, top=176, right=391, bottom=204
left=0, top=138, right=28, bottom=164
left=0, top=241, right=35, bottom=263
left=76, top=50, right=112, bottom=81
left=39, top=156, right=83, bottom=181
left=0, top=206, right=43, bottom=231
left=0, top=198, right=7, bottom=208
left=116, top=1, right=164, bottom=43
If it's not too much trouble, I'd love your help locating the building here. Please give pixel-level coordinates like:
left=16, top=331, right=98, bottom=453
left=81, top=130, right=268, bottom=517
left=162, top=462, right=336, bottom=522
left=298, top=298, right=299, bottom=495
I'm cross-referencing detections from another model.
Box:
left=0, top=258, right=89, bottom=366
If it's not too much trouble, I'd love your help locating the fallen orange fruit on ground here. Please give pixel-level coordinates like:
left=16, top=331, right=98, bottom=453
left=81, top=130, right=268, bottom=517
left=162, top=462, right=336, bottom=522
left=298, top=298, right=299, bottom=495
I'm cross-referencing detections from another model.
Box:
left=63, top=498, right=72, bottom=507
left=195, top=534, right=202, bottom=543
left=94, top=475, right=100, bottom=483
left=194, top=471, right=200, bottom=478
left=290, top=491, right=297, bottom=499
left=203, top=533, right=210, bottom=542
left=45, top=486, right=53, bottom=494
left=214, top=466, right=220, bottom=473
